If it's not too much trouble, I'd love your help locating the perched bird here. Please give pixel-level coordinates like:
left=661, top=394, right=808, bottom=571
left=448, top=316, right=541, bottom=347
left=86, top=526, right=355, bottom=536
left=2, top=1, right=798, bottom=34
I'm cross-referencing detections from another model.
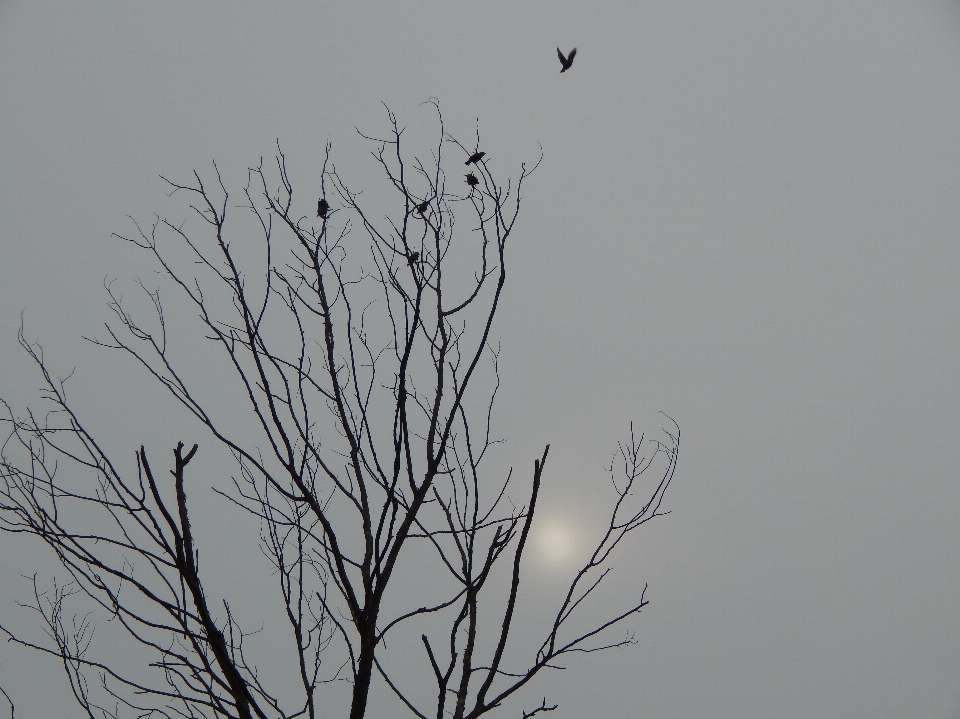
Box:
left=464, top=151, right=486, bottom=166
left=465, top=173, right=479, bottom=187
left=557, top=47, right=577, bottom=73
left=317, top=199, right=329, bottom=218
left=416, top=200, right=430, bottom=214
left=407, top=251, right=420, bottom=265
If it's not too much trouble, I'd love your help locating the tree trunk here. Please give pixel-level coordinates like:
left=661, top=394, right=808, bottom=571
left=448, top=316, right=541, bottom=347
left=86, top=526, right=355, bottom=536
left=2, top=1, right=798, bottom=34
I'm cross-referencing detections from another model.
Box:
left=349, top=622, right=376, bottom=719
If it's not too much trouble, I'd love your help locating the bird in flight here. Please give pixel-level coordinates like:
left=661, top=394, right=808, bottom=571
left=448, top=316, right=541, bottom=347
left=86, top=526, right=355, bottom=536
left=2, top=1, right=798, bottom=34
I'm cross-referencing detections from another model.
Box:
left=465, top=173, right=479, bottom=187
left=557, top=47, right=577, bottom=73
left=317, top=199, right=329, bottom=218
left=465, top=151, right=486, bottom=166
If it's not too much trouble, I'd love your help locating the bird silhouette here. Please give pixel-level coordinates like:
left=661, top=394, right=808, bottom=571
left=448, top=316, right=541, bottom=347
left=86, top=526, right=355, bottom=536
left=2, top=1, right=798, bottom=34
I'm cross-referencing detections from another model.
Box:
left=557, top=47, right=577, bottom=73
left=317, top=199, right=329, bottom=218
left=465, top=173, right=479, bottom=187
left=465, top=151, right=486, bottom=166
left=416, top=200, right=430, bottom=214
left=407, top=251, right=420, bottom=265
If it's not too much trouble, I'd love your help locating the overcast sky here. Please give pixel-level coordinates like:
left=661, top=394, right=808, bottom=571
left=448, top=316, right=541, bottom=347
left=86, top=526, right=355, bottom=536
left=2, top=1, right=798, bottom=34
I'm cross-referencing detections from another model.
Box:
left=3, top=2, right=960, bottom=718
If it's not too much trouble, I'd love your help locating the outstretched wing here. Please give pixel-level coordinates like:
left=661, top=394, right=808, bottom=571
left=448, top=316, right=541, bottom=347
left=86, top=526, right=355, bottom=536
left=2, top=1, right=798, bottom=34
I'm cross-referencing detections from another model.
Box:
left=567, top=47, right=577, bottom=64
left=557, top=47, right=567, bottom=65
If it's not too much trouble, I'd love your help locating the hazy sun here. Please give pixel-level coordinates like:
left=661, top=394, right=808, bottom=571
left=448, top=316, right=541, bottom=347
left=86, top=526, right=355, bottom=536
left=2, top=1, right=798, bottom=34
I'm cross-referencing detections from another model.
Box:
left=534, top=516, right=579, bottom=567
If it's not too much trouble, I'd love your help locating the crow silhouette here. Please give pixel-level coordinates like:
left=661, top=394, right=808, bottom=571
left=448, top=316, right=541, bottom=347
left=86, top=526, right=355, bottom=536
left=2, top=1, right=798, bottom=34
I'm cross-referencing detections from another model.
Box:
left=465, top=151, right=486, bottom=166
left=557, top=47, right=577, bottom=73
left=465, top=173, right=479, bottom=187
left=416, top=200, right=430, bottom=214
left=317, top=199, right=329, bottom=218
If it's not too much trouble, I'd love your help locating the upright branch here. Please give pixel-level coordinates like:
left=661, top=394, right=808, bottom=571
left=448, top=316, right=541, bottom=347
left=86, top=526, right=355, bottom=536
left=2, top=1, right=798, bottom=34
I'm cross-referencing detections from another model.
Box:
left=0, top=350, right=285, bottom=718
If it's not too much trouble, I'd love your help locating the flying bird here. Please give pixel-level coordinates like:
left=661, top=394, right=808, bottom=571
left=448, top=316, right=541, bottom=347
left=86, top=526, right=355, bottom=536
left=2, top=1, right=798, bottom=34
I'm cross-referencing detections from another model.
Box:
left=557, top=47, right=577, bottom=73
left=465, top=151, right=486, bottom=166
left=416, top=200, right=430, bottom=214
left=317, top=199, right=329, bottom=218
left=465, top=173, right=479, bottom=187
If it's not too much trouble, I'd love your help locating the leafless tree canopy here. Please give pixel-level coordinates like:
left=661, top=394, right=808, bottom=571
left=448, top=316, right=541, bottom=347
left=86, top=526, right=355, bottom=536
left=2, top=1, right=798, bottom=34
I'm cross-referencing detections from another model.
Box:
left=0, top=102, right=679, bottom=719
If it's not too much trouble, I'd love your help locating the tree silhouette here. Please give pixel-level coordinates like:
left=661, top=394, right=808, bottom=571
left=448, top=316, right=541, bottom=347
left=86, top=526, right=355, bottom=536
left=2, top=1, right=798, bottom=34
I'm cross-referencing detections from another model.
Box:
left=0, top=101, right=679, bottom=719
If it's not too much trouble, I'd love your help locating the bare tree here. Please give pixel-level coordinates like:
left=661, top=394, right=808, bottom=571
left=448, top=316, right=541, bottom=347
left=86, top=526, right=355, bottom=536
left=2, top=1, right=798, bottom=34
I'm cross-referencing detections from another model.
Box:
left=0, top=101, right=679, bottom=719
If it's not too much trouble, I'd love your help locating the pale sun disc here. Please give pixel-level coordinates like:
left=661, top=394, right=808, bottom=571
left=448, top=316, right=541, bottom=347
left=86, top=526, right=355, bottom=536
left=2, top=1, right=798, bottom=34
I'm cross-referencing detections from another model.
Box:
left=535, top=518, right=579, bottom=566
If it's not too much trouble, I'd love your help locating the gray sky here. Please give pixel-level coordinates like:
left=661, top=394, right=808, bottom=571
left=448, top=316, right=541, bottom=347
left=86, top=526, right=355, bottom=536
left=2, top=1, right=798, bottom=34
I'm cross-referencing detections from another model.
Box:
left=3, top=2, right=960, bottom=718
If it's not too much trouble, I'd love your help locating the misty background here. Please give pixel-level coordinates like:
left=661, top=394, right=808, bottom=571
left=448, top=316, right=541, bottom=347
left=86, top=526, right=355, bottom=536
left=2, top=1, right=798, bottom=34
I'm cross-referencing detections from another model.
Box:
left=2, top=2, right=960, bottom=718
